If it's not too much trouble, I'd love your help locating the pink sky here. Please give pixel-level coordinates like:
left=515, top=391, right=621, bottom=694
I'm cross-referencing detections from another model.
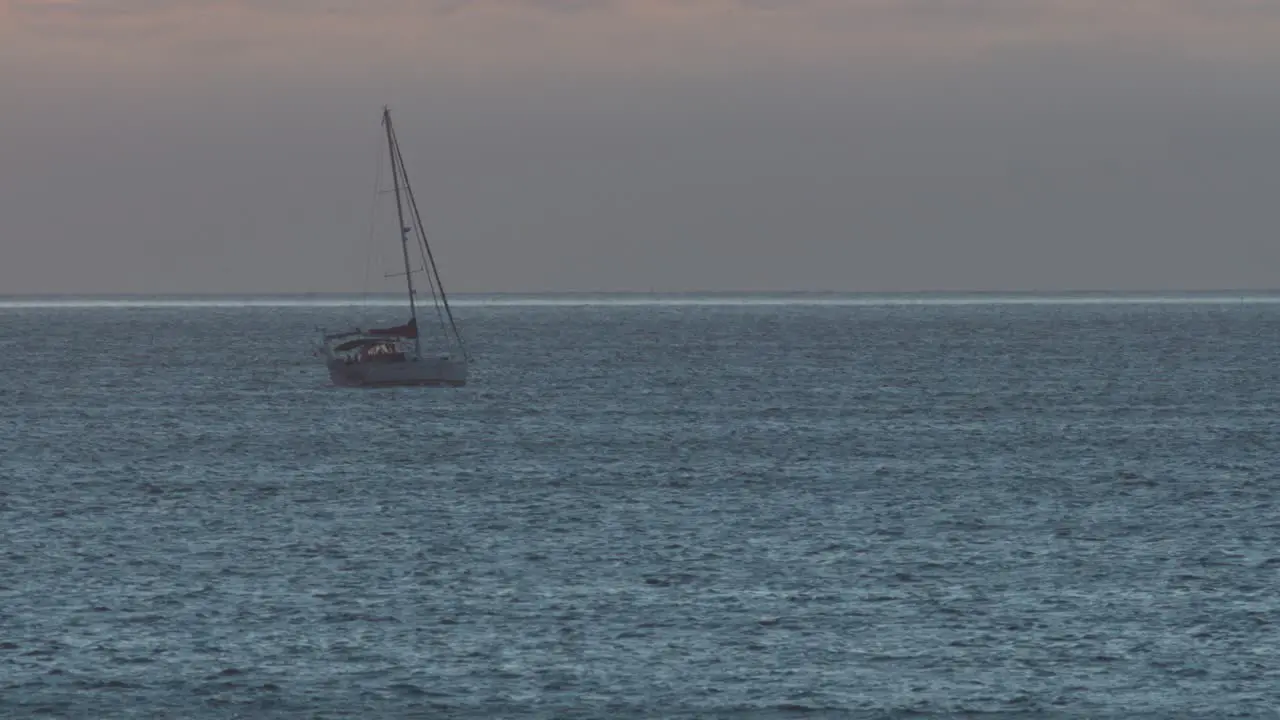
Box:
left=7, top=1, right=1280, bottom=86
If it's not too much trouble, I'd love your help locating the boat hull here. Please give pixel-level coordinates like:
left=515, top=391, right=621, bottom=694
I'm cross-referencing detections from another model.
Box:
left=326, top=356, right=468, bottom=388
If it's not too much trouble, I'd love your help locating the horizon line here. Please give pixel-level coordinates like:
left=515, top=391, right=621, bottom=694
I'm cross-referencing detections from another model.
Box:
left=2, top=289, right=1279, bottom=309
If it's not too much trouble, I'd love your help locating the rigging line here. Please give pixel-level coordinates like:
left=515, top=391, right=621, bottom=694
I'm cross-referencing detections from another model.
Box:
left=389, top=127, right=449, bottom=338
left=412, top=223, right=447, bottom=327
left=392, top=137, right=443, bottom=314
left=404, top=159, right=453, bottom=353
left=419, top=238, right=449, bottom=335
left=360, top=128, right=386, bottom=308
left=384, top=107, right=420, bottom=362
left=387, top=123, right=446, bottom=333
left=390, top=121, right=469, bottom=359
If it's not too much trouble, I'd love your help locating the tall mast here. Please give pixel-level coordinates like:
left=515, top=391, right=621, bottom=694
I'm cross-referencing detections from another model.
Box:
left=383, top=106, right=420, bottom=360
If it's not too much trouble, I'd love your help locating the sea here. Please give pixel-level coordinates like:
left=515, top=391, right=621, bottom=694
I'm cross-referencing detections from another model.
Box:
left=2, top=293, right=1279, bottom=719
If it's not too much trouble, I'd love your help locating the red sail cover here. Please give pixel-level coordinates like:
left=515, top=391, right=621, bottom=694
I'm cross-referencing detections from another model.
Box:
left=367, top=318, right=418, bottom=338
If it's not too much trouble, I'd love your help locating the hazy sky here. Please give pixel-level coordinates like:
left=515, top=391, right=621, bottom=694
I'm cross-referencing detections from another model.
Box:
left=4, top=0, right=1280, bottom=293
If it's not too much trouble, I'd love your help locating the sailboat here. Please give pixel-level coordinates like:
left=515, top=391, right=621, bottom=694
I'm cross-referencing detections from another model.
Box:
left=317, top=106, right=470, bottom=388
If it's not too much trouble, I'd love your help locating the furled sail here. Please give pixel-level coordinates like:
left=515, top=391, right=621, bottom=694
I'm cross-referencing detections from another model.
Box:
left=366, top=318, right=418, bottom=338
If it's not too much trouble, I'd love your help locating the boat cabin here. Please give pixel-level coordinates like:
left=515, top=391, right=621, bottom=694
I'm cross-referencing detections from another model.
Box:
left=331, top=337, right=408, bottom=364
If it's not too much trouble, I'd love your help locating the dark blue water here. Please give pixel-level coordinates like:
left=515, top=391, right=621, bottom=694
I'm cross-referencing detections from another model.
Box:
left=3, top=299, right=1279, bottom=718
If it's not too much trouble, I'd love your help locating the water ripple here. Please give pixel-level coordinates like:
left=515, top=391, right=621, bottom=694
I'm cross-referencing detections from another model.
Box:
left=1, top=303, right=1279, bottom=717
